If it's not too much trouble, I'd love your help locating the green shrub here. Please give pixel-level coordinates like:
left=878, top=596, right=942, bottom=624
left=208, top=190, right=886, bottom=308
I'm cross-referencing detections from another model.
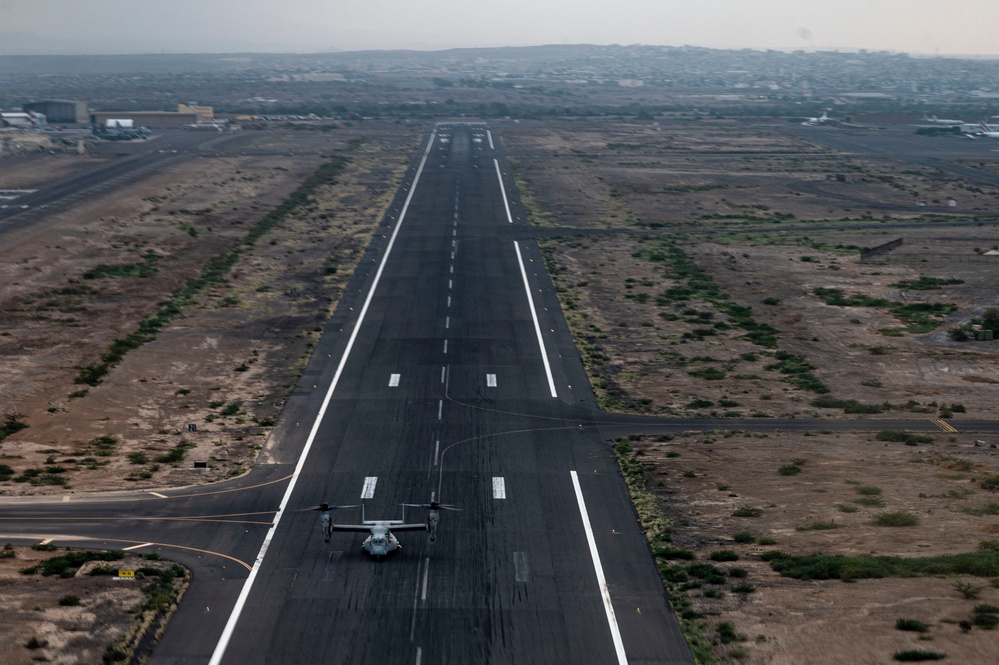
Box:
left=732, top=532, right=755, bottom=544
left=893, top=650, right=946, bottom=662
left=767, top=551, right=999, bottom=581
left=981, top=476, right=999, bottom=491
left=709, top=550, right=739, bottom=562
left=796, top=520, right=841, bottom=531
left=59, top=594, right=82, bottom=607
left=778, top=464, right=802, bottom=476
left=877, top=431, right=934, bottom=445
left=872, top=512, right=920, bottom=527
left=717, top=621, right=743, bottom=644
left=972, top=613, right=999, bottom=629
left=653, top=545, right=696, bottom=561
left=896, top=618, right=929, bottom=632
left=732, top=506, right=763, bottom=518
left=731, top=582, right=756, bottom=594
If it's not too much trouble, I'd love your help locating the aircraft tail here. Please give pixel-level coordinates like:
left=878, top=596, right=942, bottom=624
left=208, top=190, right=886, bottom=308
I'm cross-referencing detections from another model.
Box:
left=982, top=121, right=993, bottom=134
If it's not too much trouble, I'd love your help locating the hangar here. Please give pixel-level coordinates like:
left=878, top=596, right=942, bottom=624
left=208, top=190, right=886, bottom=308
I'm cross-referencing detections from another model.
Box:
left=23, top=100, right=88, bottom=124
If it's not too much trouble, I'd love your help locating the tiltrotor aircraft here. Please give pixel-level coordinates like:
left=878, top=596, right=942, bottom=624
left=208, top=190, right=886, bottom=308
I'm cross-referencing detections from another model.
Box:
left=306, top=501, right=459, bottom=558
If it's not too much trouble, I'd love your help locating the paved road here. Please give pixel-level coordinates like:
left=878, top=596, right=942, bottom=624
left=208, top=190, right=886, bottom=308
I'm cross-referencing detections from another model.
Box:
left=3, top=122, right=999, bottom=664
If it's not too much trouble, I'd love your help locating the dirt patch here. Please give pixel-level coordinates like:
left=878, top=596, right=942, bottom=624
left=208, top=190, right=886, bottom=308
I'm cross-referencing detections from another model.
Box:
left=0, top=545, right=187, bottom=665
left=511, top=118, right=999, bottom=663
left=632, top=431, right=999, bottom=665
left=0, top=123, right=420, bottom=492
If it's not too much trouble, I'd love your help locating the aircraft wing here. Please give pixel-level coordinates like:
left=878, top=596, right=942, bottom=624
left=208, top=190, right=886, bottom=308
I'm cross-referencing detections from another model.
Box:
left=389, top=523, right=428, bottom=532
left=330, top=524, right=376, bottom=533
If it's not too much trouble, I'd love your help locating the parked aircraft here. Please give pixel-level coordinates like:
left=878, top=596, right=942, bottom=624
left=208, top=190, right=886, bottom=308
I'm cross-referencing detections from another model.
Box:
left=978, top=121, right=999, bottom=138
left=921, top=114, right=964, bottom=126
left=801, top=111, right=831, bottom=126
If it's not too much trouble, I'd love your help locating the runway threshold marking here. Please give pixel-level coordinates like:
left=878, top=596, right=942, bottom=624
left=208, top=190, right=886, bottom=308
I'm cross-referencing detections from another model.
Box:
left=570, top=470, right=628, bottom=665
left=361, top=477, right=378, bottom=499
left=486, top=373, right=497, bottom=387
left=514, top=241, right=558, bottom=398
left=932, top=419, right=958, bottom=432
left=207, top=126, right=440, bottom=665
left=389, top=373, right=401, bottom=387
left=492, top=477, right=507, bottom=499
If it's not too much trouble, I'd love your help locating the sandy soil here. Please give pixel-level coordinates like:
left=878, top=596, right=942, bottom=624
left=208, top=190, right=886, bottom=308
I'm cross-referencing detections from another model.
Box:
left=0, top=124, right=419, bottom=493
left=0, top=546, right=186, bottom=665
left=0, top=122, right=418, bottom=661
left=507, top=118, right=999, bottom=664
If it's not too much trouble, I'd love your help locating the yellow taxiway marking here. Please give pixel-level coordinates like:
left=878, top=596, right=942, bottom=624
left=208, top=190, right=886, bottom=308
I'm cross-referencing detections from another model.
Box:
left=151, top=473, right=293, bottom=500
left=0, top=511, right=276, bottom=526
left=932, top=419, right=959, bottom=433
left=0, top=533, right=253, bottom=571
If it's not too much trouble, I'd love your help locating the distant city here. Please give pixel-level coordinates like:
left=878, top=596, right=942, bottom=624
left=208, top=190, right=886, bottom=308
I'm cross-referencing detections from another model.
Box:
left=2, top=44, right=998, bottom=133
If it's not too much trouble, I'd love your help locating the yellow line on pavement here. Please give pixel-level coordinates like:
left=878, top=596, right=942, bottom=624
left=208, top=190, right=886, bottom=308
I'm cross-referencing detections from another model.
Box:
left=932, top=419, right=958, bottom=433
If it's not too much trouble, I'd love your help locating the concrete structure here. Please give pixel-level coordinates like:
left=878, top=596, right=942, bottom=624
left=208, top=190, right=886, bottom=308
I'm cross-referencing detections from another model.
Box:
left=90, top=111, right=199, bottom=127
left=1, top=113, right=35, bottom=127
left=23, top=100, right=88, bottom=124
left=178, top=104, right=214, bottom=122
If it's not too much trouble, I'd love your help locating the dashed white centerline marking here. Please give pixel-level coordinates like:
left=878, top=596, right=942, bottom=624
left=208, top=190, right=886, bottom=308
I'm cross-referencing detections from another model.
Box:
left=514, top=241, right=558, bottom=398
left=570, top=470, right=628, bottom=665
left=416, top=647, right=422, bottom=665
left=492, top=476, right=507, bottom=499
left=438, top=400, right=443, bottom=420
left=389, top=373, right=401, bottom=387
left=487, top=130, right=495, bottom=150
left=433, top=440, right=440, bottom=466
left=448, top=279, right=453, bottom=290
left=445, top=316, right=450, bottom=329
left=447, top=295, right=451, bottom=307
left=361, top=476, right=378, bottom=499
left=486, top=373, right=497, bottom=387
left=443, top=339, right=448, bottom=354
left=514, top=551, right=530, bottom=582
left=440, top=366, right=446, bottom=383
left=123, top=542, right=154, bottom=551
left=494, top=158, right=514, bottom=224
left=421, top=557, right=430, bottom=601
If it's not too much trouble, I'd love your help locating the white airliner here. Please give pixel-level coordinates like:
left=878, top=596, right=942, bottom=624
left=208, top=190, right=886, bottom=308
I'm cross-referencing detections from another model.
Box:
left=801, top=111, right=831, bottom=126
left=921, top=114, right=964, bottom=126
left=978, top=121, right=999, bottom=138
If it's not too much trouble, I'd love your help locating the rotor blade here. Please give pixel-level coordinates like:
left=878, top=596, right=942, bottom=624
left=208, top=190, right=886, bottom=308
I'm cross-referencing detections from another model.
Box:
left=295, top=504, right=359, bottom=512
left=399, top=503, right=462, bottom=511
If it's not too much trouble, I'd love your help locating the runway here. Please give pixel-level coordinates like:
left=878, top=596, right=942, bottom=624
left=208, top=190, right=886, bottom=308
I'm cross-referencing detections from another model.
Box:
left=5, top=121, right=999, bottom=664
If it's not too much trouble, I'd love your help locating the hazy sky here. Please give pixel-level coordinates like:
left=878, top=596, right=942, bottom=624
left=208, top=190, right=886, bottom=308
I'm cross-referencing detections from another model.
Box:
left=1, top=0, right=998, bottom=56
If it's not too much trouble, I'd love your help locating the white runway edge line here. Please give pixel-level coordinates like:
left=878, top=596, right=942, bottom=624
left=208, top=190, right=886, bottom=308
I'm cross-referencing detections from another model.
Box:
left=513, top=241, right=558, bottom=398
left=207, top=127, right=439, bottom=665
left=570, top=471, right=628, bottom=665
left=493, top=159, right=514, bottom=224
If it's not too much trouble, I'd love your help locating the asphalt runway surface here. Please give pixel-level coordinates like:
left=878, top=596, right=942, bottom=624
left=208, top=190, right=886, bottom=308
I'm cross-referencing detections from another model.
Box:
left=3, top=122, right=999, bottom=664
